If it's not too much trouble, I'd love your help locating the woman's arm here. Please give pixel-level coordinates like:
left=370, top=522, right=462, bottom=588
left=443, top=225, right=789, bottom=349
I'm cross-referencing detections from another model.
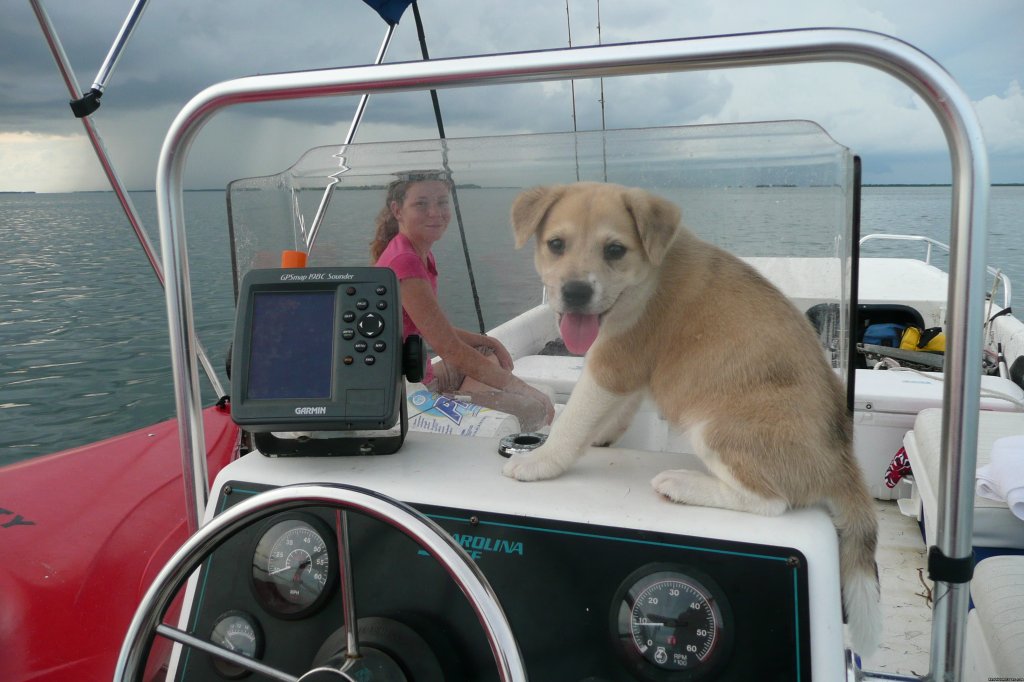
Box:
left=454, top=328, right=514, bottom=370
left=400, top=278, right=553, bottom=425
left=400, top=278, right=512, bottom=389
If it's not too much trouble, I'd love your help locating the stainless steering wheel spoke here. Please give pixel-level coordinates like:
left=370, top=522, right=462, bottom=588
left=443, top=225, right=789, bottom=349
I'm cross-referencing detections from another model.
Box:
left=154, top=623, right=298, bottom=682
left=338, top=510, right=361, bottom=662
left=113, top=483, right=527, bottom=681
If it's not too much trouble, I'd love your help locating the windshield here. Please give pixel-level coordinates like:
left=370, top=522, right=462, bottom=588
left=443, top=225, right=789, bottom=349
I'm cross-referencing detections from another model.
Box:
left=226, top=120, right=855, bottom=368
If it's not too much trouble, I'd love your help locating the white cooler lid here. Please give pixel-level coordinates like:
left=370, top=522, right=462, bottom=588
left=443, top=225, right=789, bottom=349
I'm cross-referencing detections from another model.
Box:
left=854, top=369, right=1024, bottom=415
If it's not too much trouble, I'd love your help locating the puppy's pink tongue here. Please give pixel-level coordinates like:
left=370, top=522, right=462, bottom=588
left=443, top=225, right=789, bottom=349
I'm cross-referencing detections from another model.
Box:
left=559, top=313, right=600, bottom=355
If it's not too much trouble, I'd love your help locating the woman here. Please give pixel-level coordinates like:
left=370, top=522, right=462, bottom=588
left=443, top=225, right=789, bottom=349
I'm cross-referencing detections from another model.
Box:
left=371, top=170, right=554, bottom=431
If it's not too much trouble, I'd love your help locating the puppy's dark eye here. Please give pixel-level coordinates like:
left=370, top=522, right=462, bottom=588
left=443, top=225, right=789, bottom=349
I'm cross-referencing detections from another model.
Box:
left=604, top=242, right=627, bottom=261
left=547, top=238, right=565, bottom=255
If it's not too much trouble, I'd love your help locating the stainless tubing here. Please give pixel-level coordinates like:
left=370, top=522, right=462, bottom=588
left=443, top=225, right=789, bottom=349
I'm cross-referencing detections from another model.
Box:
left=90, top=0, right=152, bottom=94
left=30, top=3, right=226, bottom=412
left=157, top=29, right=988, bottom=679
left=305, top=23, right=397, bottom=253
left=859, top=234, right=1009, bottom=308
left=113, top=484, right=527, bottom=681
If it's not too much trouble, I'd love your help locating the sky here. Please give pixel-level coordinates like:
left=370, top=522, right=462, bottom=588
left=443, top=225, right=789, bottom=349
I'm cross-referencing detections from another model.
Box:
left=1, top=0, right=1022, bottom=193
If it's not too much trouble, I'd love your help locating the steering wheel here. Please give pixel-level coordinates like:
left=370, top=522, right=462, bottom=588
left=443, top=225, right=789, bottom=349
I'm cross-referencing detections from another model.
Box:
left=113, top=483, right=527, bottom=681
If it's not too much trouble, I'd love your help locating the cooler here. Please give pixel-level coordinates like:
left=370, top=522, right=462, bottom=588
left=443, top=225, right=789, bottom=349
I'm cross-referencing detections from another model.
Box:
left=853, top=369, right=1024, bottom=500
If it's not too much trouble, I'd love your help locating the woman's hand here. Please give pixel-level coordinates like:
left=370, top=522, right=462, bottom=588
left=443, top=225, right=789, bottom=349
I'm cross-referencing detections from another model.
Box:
left=476, top=334, right=514, bottom=371
left=505, top=376, right=555, bottom=426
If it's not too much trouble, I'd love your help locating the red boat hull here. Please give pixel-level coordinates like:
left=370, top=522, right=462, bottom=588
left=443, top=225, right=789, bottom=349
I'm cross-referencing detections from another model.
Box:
left=0, top=405, right=240, bottom=682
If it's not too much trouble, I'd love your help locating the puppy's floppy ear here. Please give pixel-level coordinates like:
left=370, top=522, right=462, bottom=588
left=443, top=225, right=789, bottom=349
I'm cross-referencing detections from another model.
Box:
left=511, top=185, right=568, bottom=249
left=622, top=188, right=680, bottom=266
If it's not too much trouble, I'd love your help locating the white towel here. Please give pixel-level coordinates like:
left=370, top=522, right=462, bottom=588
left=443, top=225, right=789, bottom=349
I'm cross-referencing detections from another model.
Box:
left=976, top=434, right=1024, bottom=521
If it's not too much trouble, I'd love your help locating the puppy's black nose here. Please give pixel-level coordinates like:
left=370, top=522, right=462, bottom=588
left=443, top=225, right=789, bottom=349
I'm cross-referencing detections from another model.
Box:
left=561, top=280, right=593, bottom=309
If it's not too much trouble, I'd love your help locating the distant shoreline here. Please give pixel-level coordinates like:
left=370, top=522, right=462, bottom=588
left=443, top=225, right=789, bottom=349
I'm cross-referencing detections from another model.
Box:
left=3, top=183, right=1023, bottom=194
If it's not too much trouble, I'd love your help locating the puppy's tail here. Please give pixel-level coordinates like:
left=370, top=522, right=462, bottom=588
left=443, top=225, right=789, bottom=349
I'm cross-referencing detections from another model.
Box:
left=830, top=482, right=882, bottom=655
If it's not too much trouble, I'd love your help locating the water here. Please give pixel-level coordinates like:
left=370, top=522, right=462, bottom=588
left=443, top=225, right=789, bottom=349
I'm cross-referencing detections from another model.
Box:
left=1, top=186, right=1022, bottom=466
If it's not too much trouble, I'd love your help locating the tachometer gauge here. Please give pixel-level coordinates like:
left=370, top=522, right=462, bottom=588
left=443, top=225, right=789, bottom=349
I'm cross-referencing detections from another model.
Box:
left=251, top=514, right=335, bottom=618
left=612, top=564, right=731, bottom=681
left=209, top=610, right=263, bottom=678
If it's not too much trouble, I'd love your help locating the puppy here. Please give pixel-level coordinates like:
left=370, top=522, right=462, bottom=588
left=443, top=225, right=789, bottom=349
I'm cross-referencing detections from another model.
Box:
left=503, top=182, right=880, bottom=654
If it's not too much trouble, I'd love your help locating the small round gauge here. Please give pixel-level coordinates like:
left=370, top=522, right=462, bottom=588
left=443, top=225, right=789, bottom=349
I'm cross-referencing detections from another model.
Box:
left=612, top=564, right=731, bottom=681
left=209, top=610, right=263, bottom=678
left=251, top=514, right=336, bottom=618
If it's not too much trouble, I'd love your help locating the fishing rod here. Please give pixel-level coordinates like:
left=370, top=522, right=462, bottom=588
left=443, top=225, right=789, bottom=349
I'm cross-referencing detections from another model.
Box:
left=596, top=0, right=608, bottom=182
left=566, top=0, right=581, bottom=181
left=410, top=0, right=487, bottom=334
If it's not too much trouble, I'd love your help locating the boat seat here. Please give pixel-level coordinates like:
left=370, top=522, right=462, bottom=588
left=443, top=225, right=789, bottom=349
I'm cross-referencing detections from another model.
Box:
left=965, top=556, right=1024, bottom=678
left=512, top=354, right=585, bottom=402
left=902, top=404, right=1024, bottom=550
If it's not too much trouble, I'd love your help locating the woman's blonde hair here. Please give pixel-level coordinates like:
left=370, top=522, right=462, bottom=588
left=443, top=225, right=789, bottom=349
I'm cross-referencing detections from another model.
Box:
left=369, top=170, right=452, bottom=263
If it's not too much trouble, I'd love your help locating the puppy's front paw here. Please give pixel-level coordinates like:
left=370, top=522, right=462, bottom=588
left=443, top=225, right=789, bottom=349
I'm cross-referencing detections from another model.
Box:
left=502, top=448, right=567, bottom=481
left=651, top=469, right=708, bottom=504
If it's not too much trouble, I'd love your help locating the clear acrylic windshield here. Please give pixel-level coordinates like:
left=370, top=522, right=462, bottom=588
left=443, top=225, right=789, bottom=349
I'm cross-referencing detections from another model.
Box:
left=227, top=120, right=855, bottom=371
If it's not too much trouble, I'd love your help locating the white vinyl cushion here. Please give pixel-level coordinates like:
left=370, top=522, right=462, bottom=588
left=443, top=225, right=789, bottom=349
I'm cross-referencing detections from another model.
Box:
left=906, top=408, right=1024, bottom=548
left=969, top=556, right=1024, bottom=675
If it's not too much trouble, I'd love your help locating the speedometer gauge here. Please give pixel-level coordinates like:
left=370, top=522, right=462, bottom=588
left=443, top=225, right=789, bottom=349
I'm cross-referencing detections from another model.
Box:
left=251, top=514, right=336, bottom=618
left=612, top=564, right=732, bottom=681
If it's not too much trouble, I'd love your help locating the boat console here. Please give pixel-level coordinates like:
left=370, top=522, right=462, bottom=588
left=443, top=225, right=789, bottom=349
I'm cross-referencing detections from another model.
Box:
left=162, top=436, right=845, bottom=681
left=120, top=120, right=863, bottom=681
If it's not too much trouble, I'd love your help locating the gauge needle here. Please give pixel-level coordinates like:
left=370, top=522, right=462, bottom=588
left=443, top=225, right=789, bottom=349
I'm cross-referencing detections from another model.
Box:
left=268, top=565, right=294, bottom=576
left=268, top=558, right=310, bottom=577
left=638, top=615, right=689, bottom=628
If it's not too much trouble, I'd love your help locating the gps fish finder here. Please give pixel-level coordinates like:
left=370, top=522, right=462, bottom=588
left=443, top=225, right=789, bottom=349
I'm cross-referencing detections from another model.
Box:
left=230, top=266, right=422, bottom=456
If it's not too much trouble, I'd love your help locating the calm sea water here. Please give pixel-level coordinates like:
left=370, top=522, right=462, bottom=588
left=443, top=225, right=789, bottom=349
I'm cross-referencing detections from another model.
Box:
left=1, top=186, right=1021, bottom=466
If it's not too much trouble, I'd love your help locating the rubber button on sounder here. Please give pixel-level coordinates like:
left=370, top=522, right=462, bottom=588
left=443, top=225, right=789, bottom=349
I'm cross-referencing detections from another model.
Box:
left=364, top=356, right=376, bottom=365
left=354, top=341, right=368, bottom=353
left=341, top=329, right=355, bottom=340
left=373, top=341, right=386, bottom=352
left=356, top=299, right=369, bottom=310
left=375, top=285, right=387, bottom=295
left=342, top=311, right=356, bottom=323
left=357, top=312, right=385, bottom=338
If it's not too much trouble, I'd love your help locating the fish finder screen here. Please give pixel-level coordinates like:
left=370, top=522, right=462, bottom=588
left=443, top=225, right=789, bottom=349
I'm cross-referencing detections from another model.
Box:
left=247, top=291, right=335, bottom=400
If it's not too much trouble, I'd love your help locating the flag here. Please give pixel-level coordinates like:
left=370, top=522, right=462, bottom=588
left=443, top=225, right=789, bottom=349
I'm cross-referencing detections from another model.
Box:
left=362, top=0, right=414, bottom=25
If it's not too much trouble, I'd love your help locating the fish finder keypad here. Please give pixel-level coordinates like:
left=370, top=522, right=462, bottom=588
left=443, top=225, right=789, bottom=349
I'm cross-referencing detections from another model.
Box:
left=343, top=287, right=390, bottom=368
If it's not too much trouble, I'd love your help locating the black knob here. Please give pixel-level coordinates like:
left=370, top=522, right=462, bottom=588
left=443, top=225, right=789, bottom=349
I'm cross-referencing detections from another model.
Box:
left=403, top=335, right=425, bottom=382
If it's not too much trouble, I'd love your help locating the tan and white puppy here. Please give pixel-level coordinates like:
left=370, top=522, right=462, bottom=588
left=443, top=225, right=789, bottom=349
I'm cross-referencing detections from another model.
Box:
left=504, top=181, right=881, bottom=654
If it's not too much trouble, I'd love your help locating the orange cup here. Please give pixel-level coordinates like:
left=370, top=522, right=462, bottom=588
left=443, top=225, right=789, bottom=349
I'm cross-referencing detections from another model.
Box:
left=280, top=250, right=308, bottom=268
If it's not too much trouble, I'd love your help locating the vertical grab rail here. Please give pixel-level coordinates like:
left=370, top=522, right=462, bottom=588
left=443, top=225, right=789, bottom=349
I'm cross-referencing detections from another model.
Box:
left=156, top=29, right=988, bottom=680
